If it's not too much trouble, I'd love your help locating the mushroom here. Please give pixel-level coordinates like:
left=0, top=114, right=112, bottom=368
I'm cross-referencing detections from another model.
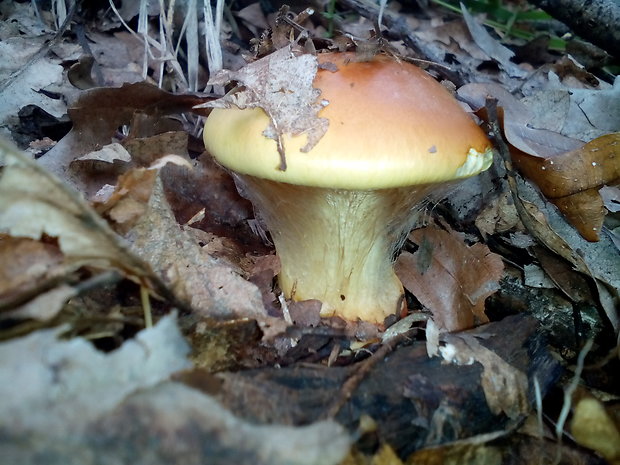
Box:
left=203, top=52, right=493, bottom=324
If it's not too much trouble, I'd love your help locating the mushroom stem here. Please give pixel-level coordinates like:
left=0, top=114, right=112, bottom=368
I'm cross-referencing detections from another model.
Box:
left=238, top=175, right=433, bottom=323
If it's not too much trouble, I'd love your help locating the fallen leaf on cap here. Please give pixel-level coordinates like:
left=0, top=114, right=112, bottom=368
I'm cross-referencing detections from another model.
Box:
left=512, top=133, right=620, bottom=241
left=395, top=224, right=504, bottom=332
left=202, top=46, right=328, bottom=170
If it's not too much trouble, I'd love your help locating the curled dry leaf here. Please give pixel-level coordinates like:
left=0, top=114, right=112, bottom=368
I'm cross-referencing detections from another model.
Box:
left=0, top=139, right=155, bottom=283
left=201, top=46, right=328, bottom=170
left=0, top=236, right=64, bottom=308
left=108, top=169, right=267, bottom=320
left=37, top=82, right=206, bottom=192
left=512, top=133, right=620, bottom=241
left=395, top=225, right=504, bottom=332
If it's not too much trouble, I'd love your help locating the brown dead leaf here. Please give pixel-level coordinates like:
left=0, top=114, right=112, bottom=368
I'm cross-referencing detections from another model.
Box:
left=37, top=82, right=206, bottom=192
left=162, top=154, right=257, bottom=240
left=439, top=331, right=530, bottom=419
left=4, top=284, right=77, bottom=323
left=487, top=105, right=620, bottom=332
left=457, top=82, right=583, bottom=158
left=203, top=46, right=328, bottom=170
left=513, top=133, right=620, bottom=199
left=395, top=225, right=504, bottom=332
left=512, top=133, right=620, bottom=241
left=0, top=138, right=195, bottom=325
left=0, top=139, right=152, bottom=278
left=125, top=173, right=267, bottom=320
left=474, top=190, right=521, bottom=238
left=0, top=236, right=64, bottom=305
left=96, top=168, right=159, bottom=234
left=90, top=382, right=350, bottom=465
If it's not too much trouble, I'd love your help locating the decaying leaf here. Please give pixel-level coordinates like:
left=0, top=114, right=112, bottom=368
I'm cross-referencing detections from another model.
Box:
left=395, top=225, right=504, bottom=332
left=37, top=82, right=205, bottom=192
left=457, top=82, right=583, bottom=158
left=439, top=331, right=530, bottom=419
left=524, top=73, right=620, bottom=141
left=487, top=109, right=620, bottom=332
left=459, top=82, right=619, bottom=242
left=0, top=236, right=64, bottom=307
left=87, top=382, right=351, bottom=465
left=214, top=315, right=559, bottom=457
left=118, top=171, right=267, bottom=320
left=202, top=45, right=328, bottom=170
left=0, top=314, right=191, bottom=435
left=0, top=139, right=154, bottom=281
left=2, top=284, right=76, bottom=323
left=460, top=5, right=527, bottom=79
left=0, top=313, right=348, bottom=465
left=512, top=133, right=620, bottom=241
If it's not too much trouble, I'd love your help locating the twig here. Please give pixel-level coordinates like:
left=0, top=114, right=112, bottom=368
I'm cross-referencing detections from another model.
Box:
left=555, top=339, right=594, bottom=443
left=528, top=0, right=620, bottom=58
left=323, top=329, right=416, bottom=418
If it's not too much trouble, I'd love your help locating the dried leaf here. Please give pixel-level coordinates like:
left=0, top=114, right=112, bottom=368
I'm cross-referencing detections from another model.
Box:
left=37, top=82, right=205, bottom=192
left=460, top=4, right=527, bottom=79
left=0, top=314, right=191, bottom=435
left=512, top=133, right=620, bottom=241
left=89, top=382, right=351, bottom=465
left=0, top=139, right=153, bottom=280
left=395, top=225, right=504, bottom=332
left=513, top=133, right=620, bottom=199
left=457, top=82, right=583, bottom=158
left=203, top=46, right=328, bottom=169
left=0, top=35, right=70, bottom=128
left=496, top=137, right=620, bottom=332
left=123, top=173, right=267, bottom=320
left=439, top=331, right=530, bottom=419
left=534, top=73, right=620, bottom=141
left=551, top=189, right=606, bottom=242
left=0, top=236, right=64, bottom=306
left=3, top=284, right=76, bottom=322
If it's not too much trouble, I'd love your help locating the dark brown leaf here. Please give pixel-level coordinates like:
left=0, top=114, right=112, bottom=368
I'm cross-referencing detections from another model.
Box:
left=395, top=225, right=504, bottom=332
